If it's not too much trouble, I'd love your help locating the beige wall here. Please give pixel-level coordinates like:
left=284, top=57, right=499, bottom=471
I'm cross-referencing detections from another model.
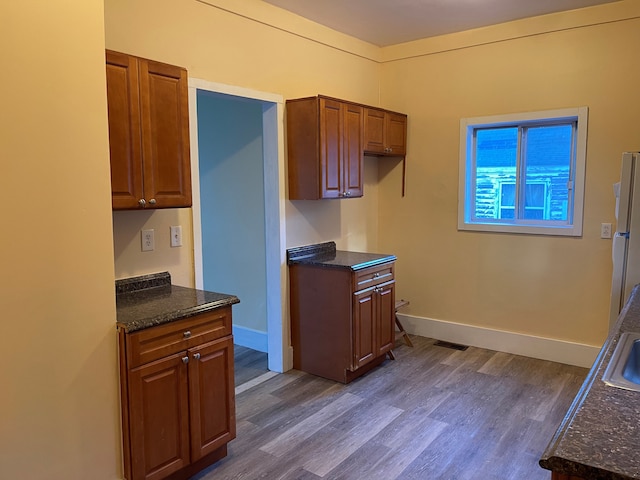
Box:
left=5, top=0, right=640, bottom=478
left=377, top=1, right=640, bottom=346
left=106, top=0, right=384, bottom=289
left=108, top=0, right=640, bottom=349
left=113, top=209, right=195, bottom=287
left=0, top=1, right=120, bottom=479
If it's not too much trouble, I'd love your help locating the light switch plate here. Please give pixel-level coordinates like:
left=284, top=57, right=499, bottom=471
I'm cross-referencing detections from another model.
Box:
left=170, top=226, right=182, bottom=247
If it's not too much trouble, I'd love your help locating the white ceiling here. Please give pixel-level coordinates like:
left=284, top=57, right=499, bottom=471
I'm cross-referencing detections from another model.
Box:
left=262, top=0, right=620, bottom=46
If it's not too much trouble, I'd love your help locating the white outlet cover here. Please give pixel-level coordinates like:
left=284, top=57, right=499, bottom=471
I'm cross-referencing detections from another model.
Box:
left=141, top=229, right=155, bottom=251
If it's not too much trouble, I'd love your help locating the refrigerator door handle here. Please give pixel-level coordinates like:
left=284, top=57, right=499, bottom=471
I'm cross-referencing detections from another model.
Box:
left=610, top=232, right=629, bottom=329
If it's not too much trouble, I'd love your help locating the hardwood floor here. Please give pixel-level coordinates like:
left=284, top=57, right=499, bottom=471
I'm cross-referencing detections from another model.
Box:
left=196, top=336, right=587, bottom=480
left=234, top=345, right=269, bottom=386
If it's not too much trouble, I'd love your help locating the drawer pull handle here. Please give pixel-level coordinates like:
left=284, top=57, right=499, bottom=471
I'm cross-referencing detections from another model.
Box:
left=182, top=356, right=189, bottom=364
left=373, top=273, right=380, bottom=278
left=193, top=353, right=201, bottom=361
left=183, top=331, right=191, bottom=339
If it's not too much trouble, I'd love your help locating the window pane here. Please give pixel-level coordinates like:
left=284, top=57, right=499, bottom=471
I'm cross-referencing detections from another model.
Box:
left=501, top=183, right=515, bottom=207
left=500, top=208, right=515, bottom=219
left=524, top=209, right=544, bottom=220
left=524, top=125, right=573, bottom=221
left=524, top=184, right=545, bottom=207
left=475, top=127, right=517, bottom=219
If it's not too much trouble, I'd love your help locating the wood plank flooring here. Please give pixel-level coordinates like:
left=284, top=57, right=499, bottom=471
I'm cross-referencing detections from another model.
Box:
left=234, top=345, right=269, bottom=386
left=196, top=336, right=587, bottom=480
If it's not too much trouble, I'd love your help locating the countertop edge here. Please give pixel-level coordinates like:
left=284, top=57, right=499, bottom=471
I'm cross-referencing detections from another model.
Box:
left=116, top=295, right=240, bottom=333
left=539, top=288, right=640, bottom=480
left=288, top=252, right=397, bottom=270
left=538, top=342, right=610, bottom=476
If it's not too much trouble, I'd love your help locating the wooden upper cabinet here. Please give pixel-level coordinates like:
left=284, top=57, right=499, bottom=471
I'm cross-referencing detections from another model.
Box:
left=342, top=102, right=364, bottom=198
left=106, top=51, right=143, bottom=209
left=364, top=107, right=407, bottom=156
left=286, top=95, right=407, bottom=200
left=106, top=50, right=192, bottom=210
left=287, top=96, right=363, bottom=200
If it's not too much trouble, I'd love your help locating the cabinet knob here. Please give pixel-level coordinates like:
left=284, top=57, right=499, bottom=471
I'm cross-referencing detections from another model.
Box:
left=183, top=330, right=191, bottom=338
left=345, top=191, right=351, bottom=197
left=182, top=356, right=189, bottom=364
left=149, top=198, right=156, bottom=205
left=138, top=198, right=146, bottom=207
left=193, top=353, right=201, bottom=360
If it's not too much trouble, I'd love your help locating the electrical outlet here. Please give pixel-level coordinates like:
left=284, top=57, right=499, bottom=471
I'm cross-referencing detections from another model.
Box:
left=601, top=223, right=612, bottom=239
left=141, top=229, right=155, bottom=251
left=170, top=226, right=182, bottom=247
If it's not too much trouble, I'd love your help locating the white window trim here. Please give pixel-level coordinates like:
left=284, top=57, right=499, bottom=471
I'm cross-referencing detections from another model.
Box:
left=458, top=107, right=588, bottom=237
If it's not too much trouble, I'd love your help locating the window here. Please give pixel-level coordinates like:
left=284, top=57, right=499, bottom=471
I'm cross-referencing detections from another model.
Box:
left=458, top=107, right=588, bottom=236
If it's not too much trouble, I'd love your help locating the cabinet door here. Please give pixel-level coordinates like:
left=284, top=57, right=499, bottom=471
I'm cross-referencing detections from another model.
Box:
left=138, top=58, right=192, bottom=208
left=319, top=97, right=343, bottom=199
left=128, top=353, right=190, bottom=480
left=385, top=113, right=407, bottom=156
left=353, top=289, right=376, bottom=369
left=342, top=103, right=364, bottom=198
left=376, top=281, right=396, bottom=356
left=188, top=336, right=236, bottom=461
left=363, top=108, right=386, bottom=154
left=106, top=50, right=143, bottom=209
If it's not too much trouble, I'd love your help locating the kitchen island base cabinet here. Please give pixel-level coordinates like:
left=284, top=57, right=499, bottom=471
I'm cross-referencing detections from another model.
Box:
left=118, top=309, right=235, bottom=480
left=290, top=261, right=395, bottom=383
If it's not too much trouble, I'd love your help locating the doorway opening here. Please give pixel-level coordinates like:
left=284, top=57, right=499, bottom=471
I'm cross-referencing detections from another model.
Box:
left=188, top=78, right=287, bottom=373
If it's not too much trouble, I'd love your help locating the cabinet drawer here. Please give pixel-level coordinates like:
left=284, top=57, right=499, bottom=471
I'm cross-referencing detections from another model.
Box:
left=354, top=263, right=394, bottom=292
left=126, top=307, right=232, bottom=368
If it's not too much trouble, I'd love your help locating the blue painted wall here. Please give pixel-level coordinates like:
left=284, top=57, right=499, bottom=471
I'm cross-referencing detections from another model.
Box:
left=197, top=90, right=267, bottom=344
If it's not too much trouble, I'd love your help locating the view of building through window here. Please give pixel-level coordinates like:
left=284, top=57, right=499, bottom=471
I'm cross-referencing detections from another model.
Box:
left=474, top=123, right=574, bottom=222
left=459, top=107, right=587, bottom=236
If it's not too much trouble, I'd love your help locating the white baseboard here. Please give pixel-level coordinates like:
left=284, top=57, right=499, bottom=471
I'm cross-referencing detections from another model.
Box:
left=233, top=325, right=268, bottom=353
left=398, top=313, right=601, bottom=368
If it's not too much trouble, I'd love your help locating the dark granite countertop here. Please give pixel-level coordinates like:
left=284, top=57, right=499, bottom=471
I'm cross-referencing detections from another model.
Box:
left=115, top=272, right=239, bottom=333
left=287, top=241, right=396, bottom=270
left=539, top=286, right=640, bottom=479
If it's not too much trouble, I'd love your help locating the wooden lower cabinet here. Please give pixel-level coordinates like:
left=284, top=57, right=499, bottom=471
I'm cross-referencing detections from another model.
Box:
left=353, top=280, right=395, bottom=369
left=290, top=261, right=395, bottom=383
left=129, top=352, right=190, bottom=480
left=188, top=337, right=235, bottom=461
left=118, top=310, right=235, bottom=480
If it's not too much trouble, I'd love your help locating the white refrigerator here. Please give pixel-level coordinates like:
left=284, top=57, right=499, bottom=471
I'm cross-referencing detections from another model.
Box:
left=610, top=152, right=640, bottom=329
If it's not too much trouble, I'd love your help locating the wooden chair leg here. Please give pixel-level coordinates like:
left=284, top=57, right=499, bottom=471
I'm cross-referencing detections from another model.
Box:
left=395, top=316, right=413, bottom=347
